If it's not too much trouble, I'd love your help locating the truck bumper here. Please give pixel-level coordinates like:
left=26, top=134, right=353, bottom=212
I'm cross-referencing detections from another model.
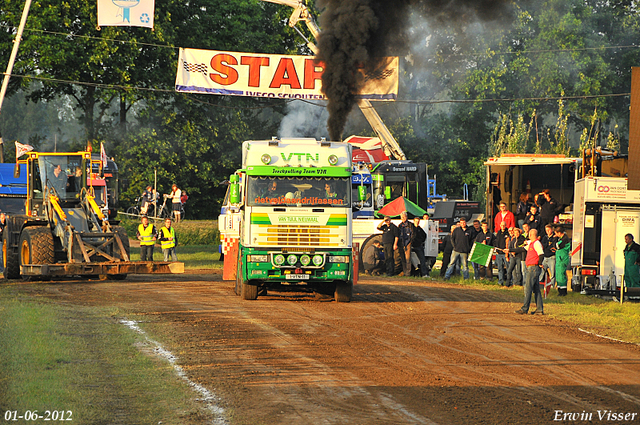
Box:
left=21, top=261, right=184, bottom=276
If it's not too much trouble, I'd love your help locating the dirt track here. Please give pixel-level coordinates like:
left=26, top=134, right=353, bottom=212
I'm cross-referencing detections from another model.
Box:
left=15, top=272, right=640, bottom=424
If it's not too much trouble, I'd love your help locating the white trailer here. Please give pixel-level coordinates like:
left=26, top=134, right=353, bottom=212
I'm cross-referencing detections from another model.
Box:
left=571, top=176, right=640, bottom=294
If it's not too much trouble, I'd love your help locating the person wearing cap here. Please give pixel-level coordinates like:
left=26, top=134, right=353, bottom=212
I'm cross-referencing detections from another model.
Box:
left=444, top=217, right=472, bottom=280
left=377, top=215, right=398, bottom=276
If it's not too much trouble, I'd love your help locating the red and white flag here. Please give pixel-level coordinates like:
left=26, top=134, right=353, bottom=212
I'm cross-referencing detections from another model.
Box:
left=100, top=142, right=108, bottom=168
left=15, top=141, right=34, bottom=158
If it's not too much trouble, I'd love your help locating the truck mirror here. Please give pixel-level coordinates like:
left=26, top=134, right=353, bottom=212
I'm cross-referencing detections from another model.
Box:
left=384, top=186, right=391, bottom=199
left=14, top=163, right=20, bottom=178
left=229, top=174, right=240, bottom=204
left=358, top=185, right=366, bottom=201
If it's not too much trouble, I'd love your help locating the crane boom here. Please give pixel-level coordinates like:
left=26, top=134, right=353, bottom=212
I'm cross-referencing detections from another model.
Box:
left=262, top=0, right=406, bottom=160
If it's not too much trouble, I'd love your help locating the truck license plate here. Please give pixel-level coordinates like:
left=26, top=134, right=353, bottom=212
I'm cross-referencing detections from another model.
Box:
left=286, top=274, right=309, bottom=280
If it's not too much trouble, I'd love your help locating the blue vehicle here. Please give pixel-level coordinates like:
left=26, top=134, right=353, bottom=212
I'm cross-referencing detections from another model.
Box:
left=0, top=163, right=27, bottom=214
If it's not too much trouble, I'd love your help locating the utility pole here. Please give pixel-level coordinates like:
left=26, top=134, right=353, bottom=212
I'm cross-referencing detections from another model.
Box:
left=0, top=0, right=33, bottom=113
left=0, top=0, right=33, bottom=165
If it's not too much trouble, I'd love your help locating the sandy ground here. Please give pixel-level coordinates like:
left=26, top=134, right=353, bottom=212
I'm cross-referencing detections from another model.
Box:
left=13, top=271, right=640, bottom=425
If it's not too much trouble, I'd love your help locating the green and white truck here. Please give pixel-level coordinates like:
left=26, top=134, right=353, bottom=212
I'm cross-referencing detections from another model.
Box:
left=220, top=138, right=356, bottom=301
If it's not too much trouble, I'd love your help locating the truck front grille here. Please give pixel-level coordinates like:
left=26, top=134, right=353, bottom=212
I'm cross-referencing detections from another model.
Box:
left=253, top=225, right=341, bottom=247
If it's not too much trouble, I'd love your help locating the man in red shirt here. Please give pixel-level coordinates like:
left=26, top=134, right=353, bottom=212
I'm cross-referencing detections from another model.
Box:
left=516, top=228, right=545, bottom=315
left=494, top=202, right=515, bottom=231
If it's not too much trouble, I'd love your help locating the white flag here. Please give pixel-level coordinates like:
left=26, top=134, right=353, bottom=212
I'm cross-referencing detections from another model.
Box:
left=97, top=0, right=155, bottom=29
left=100, top=142, right=108, bottom=168
left=15, top=141, right=34, bottom=158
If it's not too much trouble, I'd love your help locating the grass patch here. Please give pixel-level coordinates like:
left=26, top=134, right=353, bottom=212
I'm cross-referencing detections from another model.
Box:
left=117, top=216, right=220, bottom=246
left=426, top=269, right=640, bottom=344
left=128, top=245, right=222, bottom=269
left=0, top=286, right=210, bottom=424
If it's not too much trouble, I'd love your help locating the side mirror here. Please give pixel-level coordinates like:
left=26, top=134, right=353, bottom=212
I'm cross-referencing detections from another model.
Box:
left=358, top=185, right=366, bottom=202
left=384, top=186, right=391, bottom=200
left=229, top=174, right=240, bottom=204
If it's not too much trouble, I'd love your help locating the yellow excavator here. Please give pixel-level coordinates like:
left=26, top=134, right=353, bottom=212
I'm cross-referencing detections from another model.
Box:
left=3, top=150, right=183, bottom=279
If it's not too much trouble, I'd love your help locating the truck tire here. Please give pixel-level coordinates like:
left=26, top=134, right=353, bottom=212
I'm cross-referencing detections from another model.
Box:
left=3, top=230, right=20, bottom=280
left=334, top=280, right=353, bottom=303
left=19, top=227, right=55, bottom=278
left=236, top=250, right=258, bottom=300
left=359, top=234, right=383, bottom=272
left=111, top=226, right=130, bottom=280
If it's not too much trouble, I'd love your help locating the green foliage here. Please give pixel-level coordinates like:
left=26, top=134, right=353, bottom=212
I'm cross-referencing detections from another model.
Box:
left=490, top=111, right=533, bottom=156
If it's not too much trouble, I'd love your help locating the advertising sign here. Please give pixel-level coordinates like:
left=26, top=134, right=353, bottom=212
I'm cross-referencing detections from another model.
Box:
left=175, top=48, right=398, bottom=101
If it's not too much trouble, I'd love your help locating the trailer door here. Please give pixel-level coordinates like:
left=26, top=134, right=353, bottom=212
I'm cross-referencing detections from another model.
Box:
left=600, top=206, right=640, bottom=278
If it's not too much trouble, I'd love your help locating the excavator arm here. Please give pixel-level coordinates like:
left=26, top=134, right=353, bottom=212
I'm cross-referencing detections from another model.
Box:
left=262, top=0, right=407, bottom=160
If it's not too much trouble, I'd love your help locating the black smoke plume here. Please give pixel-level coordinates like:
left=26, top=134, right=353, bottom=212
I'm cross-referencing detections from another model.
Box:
left=316, top=0, right=512, bottom=141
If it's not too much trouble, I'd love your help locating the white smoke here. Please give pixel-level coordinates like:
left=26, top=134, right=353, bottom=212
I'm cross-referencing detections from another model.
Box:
left=278, top=100, right=330, bottom=139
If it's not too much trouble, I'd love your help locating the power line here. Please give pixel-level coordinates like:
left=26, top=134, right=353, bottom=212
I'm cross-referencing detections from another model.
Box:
left=2, top=22, right=640, bottom=59
left=3, top=72, right=292, bottom=110
left=1, top=72, right=631, bottom=108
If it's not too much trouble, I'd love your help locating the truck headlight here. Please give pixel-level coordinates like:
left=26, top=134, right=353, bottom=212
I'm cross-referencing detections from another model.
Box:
left=328, top=256, right=349, bottom=263
left=248, top=255, right=268, bottom=262
left=312, top=254, right=324, bottom=266
left=300, top=255, right=311, bottom=266
left=287, top=254, right=298, bottom=266
left=274, top=254, right=285, bottom=265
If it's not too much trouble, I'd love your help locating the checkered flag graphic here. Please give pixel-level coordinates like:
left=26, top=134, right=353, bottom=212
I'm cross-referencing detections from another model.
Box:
left=183, top=60, right=208, bottom=76
left=364, top=68, right=394, bottom=82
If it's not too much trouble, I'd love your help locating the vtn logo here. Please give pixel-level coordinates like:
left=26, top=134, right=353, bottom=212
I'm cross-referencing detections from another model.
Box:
left=597, top=185, right=610, bottom=192
left=281, top=153, right=319, bottom=162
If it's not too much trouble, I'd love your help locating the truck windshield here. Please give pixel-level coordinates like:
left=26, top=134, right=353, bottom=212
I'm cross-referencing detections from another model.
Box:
left=37, top=155, right=85, bottom=200
left=247, top=176, right=350, bottom=207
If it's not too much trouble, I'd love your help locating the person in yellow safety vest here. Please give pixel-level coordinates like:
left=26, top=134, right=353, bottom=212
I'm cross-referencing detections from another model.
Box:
left=136, top=215, right=157, bottom=261
left=158, top=218, right=178, bottom=262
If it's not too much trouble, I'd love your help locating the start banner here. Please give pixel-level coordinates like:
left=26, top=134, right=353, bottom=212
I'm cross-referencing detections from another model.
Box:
left=175, top=48, right=398, bottom=101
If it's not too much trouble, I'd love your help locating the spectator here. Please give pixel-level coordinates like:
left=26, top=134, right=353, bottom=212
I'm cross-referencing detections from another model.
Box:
left=396, top=211, right=415, bottom=277
left=439, top=225, right=456, bottom=277
left=494, top=202, right=515, bottom=231
left=515, top=193, right=532, bottom=229
left=168, top=184, right=183, bottom=222
left=411, top=217, right=429, bottom=277
left=554, top=225, right=571, bottom=296
left=539, top=224, right=557, bottom=291
left=140, top=185, right=156, bottom=215
left=377, top=216, right=398, bottom=277
left=474, top=221, right=495, bottom=279
left=469, top=219, right=482, bottom=278
left=363, top=240, right=384, bottom=276
left=494, top=220, right=510, bottom=286
left=0, top=212, right=5, bottom=273
left=444, top=217, right=472, bottom=280
left=623, top=233, right=640, bottom=288
left=524, top=205, right=541, bottom=234
left=505, top=227, right=525, bottom=287
left=136, top=215, right=157, bottom=261
left=516, top=229, right=545, bottom=315
left=158, top=218, right=178, bottom=262
left=538, top=189, right=559, bottom=228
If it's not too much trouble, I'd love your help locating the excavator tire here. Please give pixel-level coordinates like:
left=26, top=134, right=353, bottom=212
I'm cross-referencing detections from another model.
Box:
left=3, top=228, right=20, bottom=280
left=111, top=226, right=130, bottom=280
left=19, top=227, right=55, bottom=279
